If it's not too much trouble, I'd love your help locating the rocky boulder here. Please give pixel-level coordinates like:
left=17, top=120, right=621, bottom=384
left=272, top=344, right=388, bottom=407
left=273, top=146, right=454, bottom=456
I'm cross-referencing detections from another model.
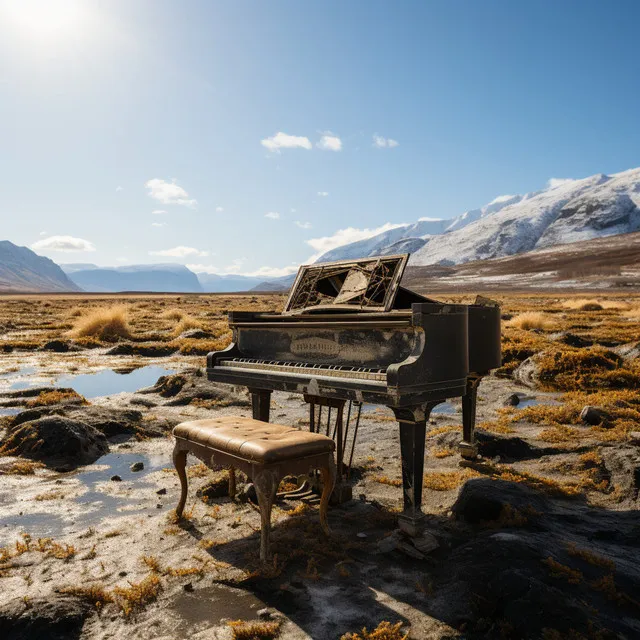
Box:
left=0, top=594, right=91, bottom=640
left=0, top=416, right=108, bottom=467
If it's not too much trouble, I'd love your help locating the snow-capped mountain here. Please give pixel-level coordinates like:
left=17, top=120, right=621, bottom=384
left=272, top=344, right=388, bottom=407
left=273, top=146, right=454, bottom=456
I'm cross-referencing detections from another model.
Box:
left=315, top=168, right=640, bottom=266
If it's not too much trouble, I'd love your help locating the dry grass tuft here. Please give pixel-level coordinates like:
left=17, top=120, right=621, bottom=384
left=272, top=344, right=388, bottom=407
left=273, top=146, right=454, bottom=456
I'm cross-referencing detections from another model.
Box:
left=68, top=305, right=132, bottom=341
left=566, top=542, right=615, bottom=570
left=372, top=475, right=402, bottom=487
left=341, top=621, right=408, bottom=640
left=61, top=584, right=113, bottom=608
left=161, top=308, right=186, bottom=322
left=171, top=315, right=205, bottom=337
left=1, top=460, right=44, bottom=475
left=423, top=469, right=480, bottom=491
left=228, top=619, right=282, bottom=640
left=562, top=298, right=604, bottom=311
left=507, top=312, right=554, bottom=331
left=26, top=389, right=86, bottom=407
left=112, top=574, right=162, bottom=617
left=543, top=557, right=583, bottom=584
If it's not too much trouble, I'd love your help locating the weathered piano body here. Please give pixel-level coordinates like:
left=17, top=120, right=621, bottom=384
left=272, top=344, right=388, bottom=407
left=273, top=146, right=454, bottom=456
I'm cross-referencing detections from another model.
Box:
left=207, top=255, right=500, bottom=535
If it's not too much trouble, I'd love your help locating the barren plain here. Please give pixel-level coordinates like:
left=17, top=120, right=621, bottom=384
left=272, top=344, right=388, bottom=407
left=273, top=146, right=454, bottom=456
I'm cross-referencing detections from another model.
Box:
left=1, top=292, right=639, bottom=640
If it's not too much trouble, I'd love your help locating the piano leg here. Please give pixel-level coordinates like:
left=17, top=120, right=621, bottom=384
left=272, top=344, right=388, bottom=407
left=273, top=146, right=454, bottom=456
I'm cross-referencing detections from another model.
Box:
left=249, top=388, right=272, bottom=422
left=460, top=375, right=482, bottom=460
left=392, top=404, right=435, bottom=537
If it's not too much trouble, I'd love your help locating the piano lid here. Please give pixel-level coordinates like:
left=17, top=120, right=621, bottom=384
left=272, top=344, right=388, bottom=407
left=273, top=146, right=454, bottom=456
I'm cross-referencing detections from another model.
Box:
left=283, top=254, right=434, bottom=315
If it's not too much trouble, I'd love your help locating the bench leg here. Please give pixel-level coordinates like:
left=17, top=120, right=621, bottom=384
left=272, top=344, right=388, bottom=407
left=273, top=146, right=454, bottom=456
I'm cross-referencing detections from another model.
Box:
left=254, top=469, right=279, bottom=563
left=173, top=445, right=188, bottom=518
left=319, top=457, right=336, bottom=537
left=228, top=467, right=236, bottom=500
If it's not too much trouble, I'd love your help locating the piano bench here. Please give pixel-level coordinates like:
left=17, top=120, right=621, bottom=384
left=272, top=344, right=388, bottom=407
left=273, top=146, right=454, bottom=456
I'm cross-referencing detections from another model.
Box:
left=172, top=416, right=336, bottom=562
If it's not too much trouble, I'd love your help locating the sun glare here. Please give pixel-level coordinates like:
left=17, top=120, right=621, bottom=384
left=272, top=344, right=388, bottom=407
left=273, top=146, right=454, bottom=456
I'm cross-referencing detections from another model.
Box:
left=2, top=0, right=86, bottom=39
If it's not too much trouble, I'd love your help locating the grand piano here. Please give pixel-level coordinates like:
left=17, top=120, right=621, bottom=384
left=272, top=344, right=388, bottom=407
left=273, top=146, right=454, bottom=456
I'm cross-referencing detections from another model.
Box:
left=207, top=255, right=501, bottom=536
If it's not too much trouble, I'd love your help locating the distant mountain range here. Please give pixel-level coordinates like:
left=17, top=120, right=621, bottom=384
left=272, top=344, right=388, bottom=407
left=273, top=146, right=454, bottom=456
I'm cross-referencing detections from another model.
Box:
left=3, top=167, right=640, bottom=293
left=313, top=168, right=640, bottom=267
left=59, top=263, right=204, bottom=293
left=0, top=241, right=80, bottom=292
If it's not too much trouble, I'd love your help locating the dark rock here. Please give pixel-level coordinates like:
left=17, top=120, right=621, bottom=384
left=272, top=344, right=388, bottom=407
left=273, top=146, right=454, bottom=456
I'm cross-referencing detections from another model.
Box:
left=41, top=340, right=71, bottom=353
left=105, top=343, right=134, bottom=356
left=580, top=405, right=608, bottom=426
left=0, top=594, right=91, bottom=640
left=130, top=461, right=144, bottom=472
left=2, top=345, right=13, bottom=353
left=11, top=405, right=145, bottom=438
left=183, top=582, right=194, bottom=592
left=156, top=488, right=167, bottom=495
left=504, top=393, right=520, bottom=407
left=196, top=474, right=229, bottom=501
left=257, top=607, right=273, bottom=619
left=119, top=571, right=127, bottom=577
left=0, top=416, right=108, bottom=467
left=110, top=475, right=122, bottom=482
left=178, top=329, right=213, bottom=340
left=130, top=397, right=157, bottom=408
left=557, top=332, right=593, bottom=348
left=452, top=478, right=548, bottom=524
left=105, top=343, right=176, bottom=358
left=475, top=430, right=545, bottom=461
left=238, top=482, right=257, bottom=504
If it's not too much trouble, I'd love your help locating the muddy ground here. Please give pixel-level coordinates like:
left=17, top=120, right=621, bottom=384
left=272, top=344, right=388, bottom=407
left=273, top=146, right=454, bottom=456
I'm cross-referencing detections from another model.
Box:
left=1, top=294, right=639, bottom=640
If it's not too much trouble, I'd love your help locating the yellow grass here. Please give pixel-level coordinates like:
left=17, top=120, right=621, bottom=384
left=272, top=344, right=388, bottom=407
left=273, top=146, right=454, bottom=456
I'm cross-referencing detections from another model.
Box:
left=171, top=315, right=205, bottom=337
left=1, top=460, right=44, bottom=475
left=68, top=305, right=132, bottom=341
left=228, top=620, right=282, bottom=640
left=112, top=574, right=162, bottom=617
left=341, top=621, right=408, bottom=640
left=161, top=308, right=186, bottom=321
left=423, top=469, right=479, bottom=490
left=26, top=389, right=86, bottom=407
left=507, top=311, right=555, bottom=331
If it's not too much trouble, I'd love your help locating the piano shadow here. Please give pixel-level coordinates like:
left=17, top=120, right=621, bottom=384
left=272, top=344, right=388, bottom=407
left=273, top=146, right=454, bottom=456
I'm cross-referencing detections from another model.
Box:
left=176, top=475, right=640, bottom=639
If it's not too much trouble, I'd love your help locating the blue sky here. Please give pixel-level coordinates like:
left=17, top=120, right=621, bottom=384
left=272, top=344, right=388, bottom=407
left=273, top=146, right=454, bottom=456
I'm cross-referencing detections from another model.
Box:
left=1, top=0, right=639, bottom=278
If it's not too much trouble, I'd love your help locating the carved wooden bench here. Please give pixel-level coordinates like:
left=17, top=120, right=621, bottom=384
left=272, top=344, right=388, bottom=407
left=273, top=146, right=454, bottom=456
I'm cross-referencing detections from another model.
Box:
left=172, top=416, right=336, bottom=562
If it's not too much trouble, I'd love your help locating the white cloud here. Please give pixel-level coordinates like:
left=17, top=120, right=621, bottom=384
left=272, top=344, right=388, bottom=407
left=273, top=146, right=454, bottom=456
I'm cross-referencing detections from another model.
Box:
left=306, top=223, right=405, bottom=260
left=115, top=185, right=123, bottom=192
left=116, top=257, right=129, bottom=263
left=145, top=179, right=197, bottom=208
left=265, top=212, right=280, bottom=220
left=152, top=209, right=168, bottom=215
left=151, top=222, right=167, bottom=227
left=31, top=235, right=96, bottom=253
left=187, top=261, right=299, bottom=279
left=39, top=231, right=47, bottom=236
left=317, top=134, right=342, bottom=151
left=241, top=265, right=299, bottom=278
left=317, top=191, right=329, bottom=197
left=547, top=177, right=575, bottom=189
left=290, top=208, right=297, bottom=213
left=215, top=206, right=224, bottom=213
left=261, top=132, right=312, bottom=152
left=294, top=221, right=312, bottom=229
left=149, top=246, right=208, bottom=257
left=373, top=135, right=399, bottom=148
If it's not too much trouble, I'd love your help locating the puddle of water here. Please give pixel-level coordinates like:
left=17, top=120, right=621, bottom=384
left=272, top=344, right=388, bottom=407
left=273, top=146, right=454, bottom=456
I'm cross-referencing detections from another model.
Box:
left=0, top=408, right=20, bottom=417
left=171, top=584, right=266, bottom=633
left=56, top=366, right=175, bottom=398
left=7, top=365, right=175, bottom=398
left=432, top=401, right=457, bottom=415
left=0, top=366, right=36, bottom=379
left=0, top=452, right=172, bottom=541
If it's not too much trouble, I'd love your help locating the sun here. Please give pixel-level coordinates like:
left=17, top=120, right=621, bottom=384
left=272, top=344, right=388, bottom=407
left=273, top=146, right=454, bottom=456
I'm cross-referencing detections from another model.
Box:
left=1, top=0, right=86, bottom=39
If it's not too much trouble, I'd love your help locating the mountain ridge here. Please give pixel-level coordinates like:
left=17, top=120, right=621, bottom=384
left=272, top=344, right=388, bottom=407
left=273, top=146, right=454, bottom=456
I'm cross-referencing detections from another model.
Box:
left=315, top=168, right=640, bottom=267
left=0, top=241, right=82, bottom=293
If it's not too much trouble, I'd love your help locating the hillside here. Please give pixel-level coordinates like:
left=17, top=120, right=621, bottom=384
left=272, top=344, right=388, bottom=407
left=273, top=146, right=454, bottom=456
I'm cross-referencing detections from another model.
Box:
left=196, top=273, right=266, bottom=293
left=316, top=168, right=640, bottom=267
left=61, top=264, right=203, bottom=293
left=402, top=230, right=640, bottom=292
left=0, top=241, right=81, bottom=293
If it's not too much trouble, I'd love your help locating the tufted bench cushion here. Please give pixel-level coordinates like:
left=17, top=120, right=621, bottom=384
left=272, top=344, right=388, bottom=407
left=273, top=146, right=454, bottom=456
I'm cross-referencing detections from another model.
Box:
left=173, top=417, right=334, bottom=464
left=172, top=415, right=336, bottom=562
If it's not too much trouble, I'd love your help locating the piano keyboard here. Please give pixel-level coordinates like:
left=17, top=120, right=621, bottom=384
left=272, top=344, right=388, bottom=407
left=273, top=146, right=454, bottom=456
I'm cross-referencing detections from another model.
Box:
left=219, top=358, right=387, bottom=382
